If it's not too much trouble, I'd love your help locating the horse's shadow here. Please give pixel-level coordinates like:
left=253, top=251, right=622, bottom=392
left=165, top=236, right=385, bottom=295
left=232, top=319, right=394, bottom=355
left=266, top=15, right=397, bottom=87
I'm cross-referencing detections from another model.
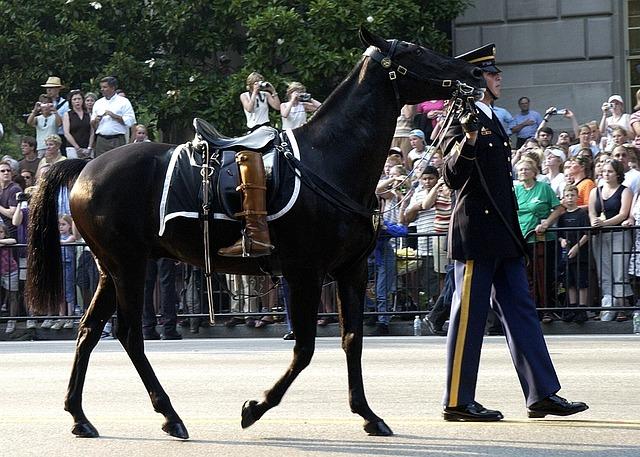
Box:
left=96, top=430, right=640, bottom=457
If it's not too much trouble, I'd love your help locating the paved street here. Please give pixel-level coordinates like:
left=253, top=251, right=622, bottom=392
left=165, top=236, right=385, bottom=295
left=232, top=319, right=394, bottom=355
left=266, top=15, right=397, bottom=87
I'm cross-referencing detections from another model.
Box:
left=1, top=336, right=639, bottom=457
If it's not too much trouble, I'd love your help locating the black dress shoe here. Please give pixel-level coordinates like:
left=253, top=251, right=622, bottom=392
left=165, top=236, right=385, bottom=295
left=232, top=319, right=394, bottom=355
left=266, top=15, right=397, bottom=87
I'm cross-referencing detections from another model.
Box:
left=161, top=330, right=183, bottom=340
left=364, top=316, right=377, bottom=327
left=527, top=394, right=588, bottom=418
left=373, top=323, right=389, bottom=336
left=425, top=315, right=446, bottom=336
left=225, top=317, right=245, bottom=328
left=443, top=401, right=503, bottom=422
left=282, top=331, right=295, bottom=340
left=573, top=310, right=588, bottom=323
left=143, top=329, right=161, bottom=340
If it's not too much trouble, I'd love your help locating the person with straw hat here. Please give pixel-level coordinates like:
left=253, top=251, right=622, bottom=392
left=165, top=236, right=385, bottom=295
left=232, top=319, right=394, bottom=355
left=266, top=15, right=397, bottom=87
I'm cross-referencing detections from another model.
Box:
left=41, top=76, right=69, bottom=144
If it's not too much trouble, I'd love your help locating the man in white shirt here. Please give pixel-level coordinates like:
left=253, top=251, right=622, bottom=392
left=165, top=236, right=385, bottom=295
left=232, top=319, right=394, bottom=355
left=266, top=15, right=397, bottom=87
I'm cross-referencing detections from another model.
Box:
left=91, top=76, right=136, bottom=157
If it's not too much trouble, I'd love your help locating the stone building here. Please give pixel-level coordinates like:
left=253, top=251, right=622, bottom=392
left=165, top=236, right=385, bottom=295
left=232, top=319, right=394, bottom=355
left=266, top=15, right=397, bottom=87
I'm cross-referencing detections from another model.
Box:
left=453, top=0, right=637, bottom=133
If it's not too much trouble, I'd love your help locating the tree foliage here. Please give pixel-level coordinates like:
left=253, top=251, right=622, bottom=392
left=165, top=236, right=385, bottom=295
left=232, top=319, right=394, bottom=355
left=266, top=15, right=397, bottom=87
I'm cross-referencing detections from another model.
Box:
left=0, top=0, right=471, bottom=145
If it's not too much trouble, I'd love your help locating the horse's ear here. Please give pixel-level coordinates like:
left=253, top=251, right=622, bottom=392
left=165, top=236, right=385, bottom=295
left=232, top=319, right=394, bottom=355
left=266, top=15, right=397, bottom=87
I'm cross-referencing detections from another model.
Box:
left=359, top=26, right=389, bottom=52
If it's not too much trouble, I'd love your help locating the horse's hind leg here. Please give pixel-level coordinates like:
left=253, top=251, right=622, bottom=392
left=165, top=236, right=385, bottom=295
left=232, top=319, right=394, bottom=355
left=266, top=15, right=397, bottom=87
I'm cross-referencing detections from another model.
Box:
left=336, top=260, right=393, bottom=436
left=241, top=270, right=322, bottom=429
left=112, top=260, right=188, bottom=439
left=64, top=264, right=116, bottom=438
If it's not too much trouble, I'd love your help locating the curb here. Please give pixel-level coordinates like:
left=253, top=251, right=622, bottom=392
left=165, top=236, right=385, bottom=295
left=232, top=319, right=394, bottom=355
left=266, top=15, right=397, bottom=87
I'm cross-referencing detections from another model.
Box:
left=0, top=319, right=636, bottom=341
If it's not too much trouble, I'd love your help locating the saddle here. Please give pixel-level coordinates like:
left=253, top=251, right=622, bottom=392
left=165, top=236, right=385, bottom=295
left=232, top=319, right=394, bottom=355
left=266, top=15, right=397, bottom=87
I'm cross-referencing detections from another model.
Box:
left=191, top=118, right=283, bottom=219
left=194, top=118, right=277, bottom=152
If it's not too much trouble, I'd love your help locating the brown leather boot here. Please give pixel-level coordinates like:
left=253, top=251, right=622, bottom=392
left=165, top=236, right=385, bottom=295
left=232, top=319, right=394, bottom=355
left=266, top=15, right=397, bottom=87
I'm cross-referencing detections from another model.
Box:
left=218, top=151, right=274, bottom=257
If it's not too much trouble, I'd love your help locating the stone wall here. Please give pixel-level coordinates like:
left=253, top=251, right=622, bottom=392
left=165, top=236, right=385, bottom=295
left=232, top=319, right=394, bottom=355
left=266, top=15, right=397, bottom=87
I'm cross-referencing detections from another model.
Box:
left=454, top=0, right=622, bottom=133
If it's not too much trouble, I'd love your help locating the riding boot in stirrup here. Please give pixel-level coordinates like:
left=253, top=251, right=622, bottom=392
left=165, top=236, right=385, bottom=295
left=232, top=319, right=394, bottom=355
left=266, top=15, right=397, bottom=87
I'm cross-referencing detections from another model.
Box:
left=218, top=150, right=274, bottom=257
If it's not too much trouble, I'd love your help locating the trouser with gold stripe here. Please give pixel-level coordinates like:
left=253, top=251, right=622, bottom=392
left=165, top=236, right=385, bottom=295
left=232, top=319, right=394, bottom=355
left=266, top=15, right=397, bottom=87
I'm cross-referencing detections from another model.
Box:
left=443, top=257, right=561, bottom=408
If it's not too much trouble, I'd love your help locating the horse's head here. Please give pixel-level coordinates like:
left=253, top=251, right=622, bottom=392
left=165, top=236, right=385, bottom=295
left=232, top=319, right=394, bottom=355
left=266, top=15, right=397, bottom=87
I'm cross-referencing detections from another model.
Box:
left=359, top=27, right=485, bottom=105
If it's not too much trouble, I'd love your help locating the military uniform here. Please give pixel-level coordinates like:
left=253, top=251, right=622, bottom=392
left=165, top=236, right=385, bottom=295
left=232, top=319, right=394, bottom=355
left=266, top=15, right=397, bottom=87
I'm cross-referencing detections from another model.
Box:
left=441, top=44, right=562, bottom=411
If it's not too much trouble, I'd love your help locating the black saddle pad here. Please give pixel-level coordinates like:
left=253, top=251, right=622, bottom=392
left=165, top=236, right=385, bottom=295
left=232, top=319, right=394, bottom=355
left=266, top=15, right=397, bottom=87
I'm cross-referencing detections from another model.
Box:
left=159, top=136, right=298, bottom=235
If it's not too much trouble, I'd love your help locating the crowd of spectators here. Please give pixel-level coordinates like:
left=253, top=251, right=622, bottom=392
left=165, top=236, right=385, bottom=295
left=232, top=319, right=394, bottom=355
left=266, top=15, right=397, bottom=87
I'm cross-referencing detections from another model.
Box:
left=0, top=75, right=151, bottom=335
left=0, top=72, right=324, bottom=339
left=373, top=90, right=640, bottom=334
left=3, top=71, right=640, bottom=337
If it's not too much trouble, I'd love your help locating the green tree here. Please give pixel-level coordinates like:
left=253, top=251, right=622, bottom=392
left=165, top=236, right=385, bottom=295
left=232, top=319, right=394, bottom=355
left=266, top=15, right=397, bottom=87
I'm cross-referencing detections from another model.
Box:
left=0, top=0, right=471, bottom=148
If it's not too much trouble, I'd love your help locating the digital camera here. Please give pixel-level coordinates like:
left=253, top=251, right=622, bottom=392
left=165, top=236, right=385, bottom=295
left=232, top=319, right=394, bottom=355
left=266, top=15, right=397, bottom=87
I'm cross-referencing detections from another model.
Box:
left=16, top=192, right=31, bottom=202
left=259, top=81, right=270, bottom=89
left=299, top=93, right=312, bottom=102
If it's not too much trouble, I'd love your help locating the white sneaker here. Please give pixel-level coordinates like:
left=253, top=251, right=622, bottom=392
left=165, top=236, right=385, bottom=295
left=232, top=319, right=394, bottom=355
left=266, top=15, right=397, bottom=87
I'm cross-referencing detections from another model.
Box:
left=50, top=320, right=64, bottom=330
left=63, top=319, right=74, bottom=329
left=5, top=320, right=16, bottom=334
left=26, top=320, right=37, bottom=329
left=40, top=319, right=53, bottom=329
left=101, top=321, right=113, bottom=339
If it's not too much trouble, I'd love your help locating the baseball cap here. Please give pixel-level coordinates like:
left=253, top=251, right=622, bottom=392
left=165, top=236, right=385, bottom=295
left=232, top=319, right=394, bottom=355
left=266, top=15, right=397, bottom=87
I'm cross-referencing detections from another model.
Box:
left=545, top=147, right=566, bottom=162
left=409, top=129, right=425, bottom=139
left=608, top=95, right=624, bottom=104
left=388, top=146, right=403, bottom=157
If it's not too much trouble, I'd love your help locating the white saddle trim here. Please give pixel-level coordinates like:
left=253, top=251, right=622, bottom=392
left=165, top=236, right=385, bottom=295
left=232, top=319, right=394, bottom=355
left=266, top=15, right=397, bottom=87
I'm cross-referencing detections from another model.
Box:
left=158, top=130, right=301, bottom=236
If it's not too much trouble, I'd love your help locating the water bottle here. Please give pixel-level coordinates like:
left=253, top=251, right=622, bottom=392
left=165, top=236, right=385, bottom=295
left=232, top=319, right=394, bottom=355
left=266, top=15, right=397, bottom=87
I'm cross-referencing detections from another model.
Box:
left=413, top=315, right=422, bottom=336
left=633, top=311, right=640, bottom=335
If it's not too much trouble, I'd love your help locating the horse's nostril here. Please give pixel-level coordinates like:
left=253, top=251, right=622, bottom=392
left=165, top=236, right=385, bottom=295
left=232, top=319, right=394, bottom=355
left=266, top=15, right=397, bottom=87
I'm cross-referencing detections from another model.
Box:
left=472, top=67, right=483, bottom=78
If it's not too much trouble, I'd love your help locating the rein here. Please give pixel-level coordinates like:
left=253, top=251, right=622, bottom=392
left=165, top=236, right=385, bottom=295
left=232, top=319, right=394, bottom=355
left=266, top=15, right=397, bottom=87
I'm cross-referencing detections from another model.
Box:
left=279, top=134, right=375, bottom=220
left=377, top=85, right=477, bottom=217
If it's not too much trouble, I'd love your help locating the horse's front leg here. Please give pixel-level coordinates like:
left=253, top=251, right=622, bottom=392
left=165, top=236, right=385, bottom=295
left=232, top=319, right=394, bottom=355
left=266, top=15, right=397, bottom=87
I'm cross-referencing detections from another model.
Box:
left=335, top=260, right=393, bottom=436
left=241, top=269, right=322, bottom=429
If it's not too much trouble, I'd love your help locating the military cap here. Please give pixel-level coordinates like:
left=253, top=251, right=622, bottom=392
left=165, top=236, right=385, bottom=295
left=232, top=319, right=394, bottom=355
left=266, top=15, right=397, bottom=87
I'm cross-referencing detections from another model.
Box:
left=456, top=43, right=500, bottom=73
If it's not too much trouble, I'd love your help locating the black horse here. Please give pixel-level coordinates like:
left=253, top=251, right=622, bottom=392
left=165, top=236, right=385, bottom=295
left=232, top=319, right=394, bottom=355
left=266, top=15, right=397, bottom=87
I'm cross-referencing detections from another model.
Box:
left=26, top=29, right=483, bottom=439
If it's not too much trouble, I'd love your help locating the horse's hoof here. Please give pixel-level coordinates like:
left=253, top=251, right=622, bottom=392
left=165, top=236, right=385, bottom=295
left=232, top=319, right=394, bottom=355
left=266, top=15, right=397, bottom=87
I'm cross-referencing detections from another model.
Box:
left=241, top=400, right=259, bottom=429
left=162, top=420, right=189, bottom=439
left=72, top=421, right=99, bottom=438
left=364, top=419, right=393, bottom=436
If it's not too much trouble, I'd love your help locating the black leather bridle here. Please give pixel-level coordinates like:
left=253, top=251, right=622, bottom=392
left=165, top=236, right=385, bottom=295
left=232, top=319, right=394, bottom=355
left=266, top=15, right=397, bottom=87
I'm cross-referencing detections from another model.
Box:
left=363, top=40, right=478, bottom=110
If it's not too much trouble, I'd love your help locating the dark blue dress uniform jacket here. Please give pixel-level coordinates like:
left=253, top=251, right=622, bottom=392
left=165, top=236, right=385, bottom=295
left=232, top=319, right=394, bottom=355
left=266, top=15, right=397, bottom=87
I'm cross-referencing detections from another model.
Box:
left=442, top=107, right=526, bottom=260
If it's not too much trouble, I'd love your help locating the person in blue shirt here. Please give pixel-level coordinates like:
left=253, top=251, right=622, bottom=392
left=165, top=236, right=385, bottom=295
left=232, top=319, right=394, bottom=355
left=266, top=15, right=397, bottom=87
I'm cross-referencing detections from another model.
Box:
left=491, top=104, right=514, bottom=136
left=512, top=97, right=543, bottom=148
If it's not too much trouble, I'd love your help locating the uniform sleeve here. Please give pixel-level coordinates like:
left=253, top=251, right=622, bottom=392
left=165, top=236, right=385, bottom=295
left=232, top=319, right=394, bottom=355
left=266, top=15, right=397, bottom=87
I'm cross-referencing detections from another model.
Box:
left=442, top=120, right=476, bottom=190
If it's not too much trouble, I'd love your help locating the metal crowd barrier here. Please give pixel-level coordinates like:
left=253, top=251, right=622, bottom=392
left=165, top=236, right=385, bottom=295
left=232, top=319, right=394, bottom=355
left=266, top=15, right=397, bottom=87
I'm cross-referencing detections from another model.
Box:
left=1, top=226, right=639, bottom=325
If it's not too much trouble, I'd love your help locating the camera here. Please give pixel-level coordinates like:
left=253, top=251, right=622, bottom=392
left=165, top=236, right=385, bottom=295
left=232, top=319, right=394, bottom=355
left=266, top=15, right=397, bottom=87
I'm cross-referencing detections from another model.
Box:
left=259, top=81, right=270, bottom=89
left=298, top=93, right=312, bottom=102
left=555, top=109, right=568, bottom=115
left=16, top=192, right=31, bottom=202
left=603, top=102, right=612, bottom=110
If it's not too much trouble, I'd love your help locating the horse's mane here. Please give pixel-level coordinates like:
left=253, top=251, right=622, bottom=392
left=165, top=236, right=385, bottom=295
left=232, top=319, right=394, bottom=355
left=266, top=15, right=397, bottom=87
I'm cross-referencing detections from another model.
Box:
left=300, top=56, right=396, bottom=155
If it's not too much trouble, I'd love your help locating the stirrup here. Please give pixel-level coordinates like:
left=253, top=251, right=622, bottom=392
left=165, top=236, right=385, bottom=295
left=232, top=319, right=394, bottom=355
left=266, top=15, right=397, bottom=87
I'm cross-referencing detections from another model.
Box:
left=241, top=232, right=274, bottom=258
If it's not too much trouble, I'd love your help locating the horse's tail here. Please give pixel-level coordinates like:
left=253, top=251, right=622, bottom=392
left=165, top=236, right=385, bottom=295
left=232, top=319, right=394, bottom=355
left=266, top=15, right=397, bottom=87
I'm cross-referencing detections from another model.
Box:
left=26, top=159, right=88, bottom=315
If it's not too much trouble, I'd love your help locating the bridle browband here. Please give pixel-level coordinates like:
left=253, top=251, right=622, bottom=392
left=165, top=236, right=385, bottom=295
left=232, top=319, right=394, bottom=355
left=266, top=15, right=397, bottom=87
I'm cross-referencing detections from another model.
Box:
left=363, top=40, right=476, bottom=109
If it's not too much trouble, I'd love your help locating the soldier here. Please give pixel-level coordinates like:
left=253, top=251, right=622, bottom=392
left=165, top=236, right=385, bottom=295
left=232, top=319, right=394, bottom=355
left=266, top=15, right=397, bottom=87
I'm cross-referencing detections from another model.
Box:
left=440, top=43, right=588, bottom=421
